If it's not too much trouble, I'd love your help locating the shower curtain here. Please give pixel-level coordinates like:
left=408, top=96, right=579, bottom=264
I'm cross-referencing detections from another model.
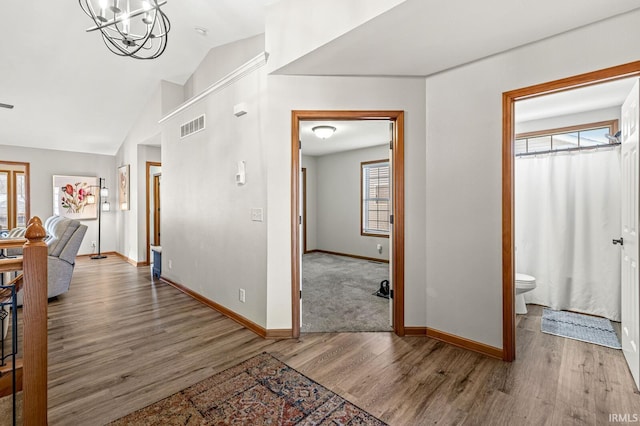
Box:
left=515, top=147, right=621, bottom=321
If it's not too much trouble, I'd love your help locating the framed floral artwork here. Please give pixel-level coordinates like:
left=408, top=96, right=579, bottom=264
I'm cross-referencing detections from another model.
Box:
left=52, top=175, right=98, bottom=219
left=118, top=164, right=130, bottom=211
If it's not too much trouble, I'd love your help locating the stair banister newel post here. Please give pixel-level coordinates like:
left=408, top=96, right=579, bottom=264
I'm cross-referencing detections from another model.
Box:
left=22, top=216, right=48, bottom=425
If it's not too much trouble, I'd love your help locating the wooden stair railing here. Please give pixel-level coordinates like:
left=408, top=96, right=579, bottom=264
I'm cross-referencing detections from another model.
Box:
left=0, top=216, right=48, bottom=425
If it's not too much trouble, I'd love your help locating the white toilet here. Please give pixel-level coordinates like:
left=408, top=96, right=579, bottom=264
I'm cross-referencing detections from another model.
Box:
left=515, top=273, right=536, bottom=314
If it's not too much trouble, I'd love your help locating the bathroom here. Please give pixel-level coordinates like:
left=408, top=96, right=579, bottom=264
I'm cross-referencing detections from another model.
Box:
left=513, top=77, right=639, bottom=342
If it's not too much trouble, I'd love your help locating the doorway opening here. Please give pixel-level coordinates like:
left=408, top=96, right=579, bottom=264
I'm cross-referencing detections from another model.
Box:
left=299, top=120, right=392, bottom=332
left=291, top=110, right=405, bottom=338
left=146, top=161, right=161, bottom=266
left=503, top=61, right=640, bottom=364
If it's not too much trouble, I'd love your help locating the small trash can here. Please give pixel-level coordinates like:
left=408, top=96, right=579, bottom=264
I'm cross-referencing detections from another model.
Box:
left=150, top=246, right=161, bottom=279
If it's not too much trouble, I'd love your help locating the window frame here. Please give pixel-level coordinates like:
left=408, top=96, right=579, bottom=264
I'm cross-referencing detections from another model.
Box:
left=361, top=159, right=390, bottom=238
left=0, top=161, right=30, bottom=231
left=515, top=119, right=619, bottom=155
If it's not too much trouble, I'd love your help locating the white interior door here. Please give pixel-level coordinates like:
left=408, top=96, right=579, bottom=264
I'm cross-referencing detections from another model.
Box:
left=388, top=122, right=394, bottom=327
left=621, top=78, right=640, bottom=390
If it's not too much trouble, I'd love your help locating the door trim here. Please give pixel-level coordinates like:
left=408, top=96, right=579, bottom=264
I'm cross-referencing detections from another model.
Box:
left=302, top=167, right=308, bottom=253
left=502, top=60, right=640, bottom=361
left=291, top=110, right=405, bottom=339
left=145, top=161, right=161, bottom=266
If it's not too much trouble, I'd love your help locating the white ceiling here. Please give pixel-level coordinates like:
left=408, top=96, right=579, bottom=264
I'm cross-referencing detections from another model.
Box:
left=516, top=77, right=638, bottom=123
left=0, top=0, right=269, bottom=155
left=276, top=0, right=640, bottom=76
left=300, top=121, right=390, bottom=156
left=311, top=78, right=640, bottom=154
left=2, top=1, right=640, bottom=156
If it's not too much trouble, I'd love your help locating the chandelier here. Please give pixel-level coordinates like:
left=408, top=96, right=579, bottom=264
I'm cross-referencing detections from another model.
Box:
left=79, top=0, right=171, bottom=59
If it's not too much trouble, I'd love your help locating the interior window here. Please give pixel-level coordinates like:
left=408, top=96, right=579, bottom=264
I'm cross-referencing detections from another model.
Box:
left=515, top=120, right=618, bottom=155
left=361, top=160, right=390, bottom=236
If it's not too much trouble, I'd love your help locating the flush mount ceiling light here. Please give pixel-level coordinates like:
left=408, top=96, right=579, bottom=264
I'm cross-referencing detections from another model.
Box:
left=312, top=125, right=337, bottom=139
left=79, top=0, right=171, bottom=59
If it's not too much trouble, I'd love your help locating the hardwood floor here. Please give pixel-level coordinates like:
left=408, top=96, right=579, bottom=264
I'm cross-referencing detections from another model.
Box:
left=3, top=257, right=640, bottom=425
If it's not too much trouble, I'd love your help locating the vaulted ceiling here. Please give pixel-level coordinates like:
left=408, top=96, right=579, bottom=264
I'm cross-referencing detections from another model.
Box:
left=2, top=1, right=639, bottom=155
left=0, top=0, right=269, bottom=155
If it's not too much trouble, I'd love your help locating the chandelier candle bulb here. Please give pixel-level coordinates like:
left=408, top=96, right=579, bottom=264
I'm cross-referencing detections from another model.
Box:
left=122, top=14, right=130, bottom=34
left=97, top=0, right=108, bottom=21
left=110, top=0, right=121, bottom=13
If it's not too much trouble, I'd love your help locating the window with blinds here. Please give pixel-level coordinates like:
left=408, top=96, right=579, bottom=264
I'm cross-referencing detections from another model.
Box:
left=361, top=160, right=390, bottom=236
left=0, top=162, right=29, bottom=231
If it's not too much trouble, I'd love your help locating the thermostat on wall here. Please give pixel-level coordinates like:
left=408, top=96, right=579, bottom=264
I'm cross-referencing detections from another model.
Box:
left=234, top=103, right=248, bottom=117
left=236, top=161, right=246, bottom=185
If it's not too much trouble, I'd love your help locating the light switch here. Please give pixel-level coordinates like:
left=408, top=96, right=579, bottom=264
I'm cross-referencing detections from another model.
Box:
left=251, top=208, right=264, bottom=222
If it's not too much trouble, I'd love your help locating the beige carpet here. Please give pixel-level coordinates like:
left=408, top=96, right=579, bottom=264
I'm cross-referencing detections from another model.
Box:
left=0, top=392, right=22, bottom=426
left=302, top=252, right=390, bottom=332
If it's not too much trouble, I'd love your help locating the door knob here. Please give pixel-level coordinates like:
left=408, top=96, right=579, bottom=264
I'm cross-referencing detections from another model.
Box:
left=613, top=237, right=624, bottom=246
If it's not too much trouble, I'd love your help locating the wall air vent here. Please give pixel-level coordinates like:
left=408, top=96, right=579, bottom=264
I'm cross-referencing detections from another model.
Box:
left=180, top=114, right=205, bottom=138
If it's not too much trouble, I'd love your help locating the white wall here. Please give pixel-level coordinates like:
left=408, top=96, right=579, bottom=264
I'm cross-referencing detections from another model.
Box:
left=265, top=75, right=426, bottom=329
left=161, top=67, right=268, bottom=327
left=184, top=35, right=265, bottom=99
left=425, top=9, right=640, bottom=348
left=115, top=80, right=181, bottom=263
left=265, top=0, right=405, bottom=74
left=314, top=145, right=389, bottom=260
left=160, top=56, right=426, bottom=330
left=301, top=155, right=317, bottom=251
left=0, top=144, right=116, bottom=255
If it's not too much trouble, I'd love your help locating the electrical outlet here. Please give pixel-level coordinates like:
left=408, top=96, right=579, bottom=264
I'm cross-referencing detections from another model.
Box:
left=168, top=260, right=173, bottom=269
left=251, top=208, right=264, bottom=222
left=239, top=289, right=246, bottom=303
left=91, top=241, right=97, bottom=248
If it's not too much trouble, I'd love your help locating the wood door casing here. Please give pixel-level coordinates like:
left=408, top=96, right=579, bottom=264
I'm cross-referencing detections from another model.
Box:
left=291, top=110, right=405, bottom=339
left=502, top=61, right=640, bottom=362
left=302, top=167, right=307, bottom=253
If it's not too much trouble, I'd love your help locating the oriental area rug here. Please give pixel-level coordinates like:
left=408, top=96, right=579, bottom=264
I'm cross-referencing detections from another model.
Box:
left=110, top=352, right=387, bottom=425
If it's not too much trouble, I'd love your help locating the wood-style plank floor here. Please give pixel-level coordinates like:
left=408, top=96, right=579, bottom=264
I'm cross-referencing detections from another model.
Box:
left=2, top=256, right=640, bottom=425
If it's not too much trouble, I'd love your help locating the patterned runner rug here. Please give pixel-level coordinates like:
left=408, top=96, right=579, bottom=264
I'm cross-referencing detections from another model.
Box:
left=541, top=308, right=622, bottom=349
left=110, top=352, right=387, bottom=425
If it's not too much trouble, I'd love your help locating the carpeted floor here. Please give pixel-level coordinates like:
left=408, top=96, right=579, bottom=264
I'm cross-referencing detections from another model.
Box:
left=110, top=352, right=387, bottom=425
left=302, top=252, right=390, bottom=332
left=0, top=392, right=21, bottom=426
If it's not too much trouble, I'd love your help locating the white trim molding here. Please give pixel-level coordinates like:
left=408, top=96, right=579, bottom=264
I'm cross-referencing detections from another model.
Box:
left=159, top=51, right=269, bottom=124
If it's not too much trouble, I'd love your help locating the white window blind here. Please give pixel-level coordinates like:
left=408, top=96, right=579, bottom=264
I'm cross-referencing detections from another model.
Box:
left=362, top=161, right=390, bottom=235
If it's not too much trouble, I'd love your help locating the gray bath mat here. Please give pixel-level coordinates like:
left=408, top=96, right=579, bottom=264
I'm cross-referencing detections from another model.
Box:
left=541, top=308, right=621, bottom=349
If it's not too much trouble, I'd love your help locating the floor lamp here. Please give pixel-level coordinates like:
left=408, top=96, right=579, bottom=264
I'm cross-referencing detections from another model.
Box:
left=90, top=178, right=110, bottom=260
